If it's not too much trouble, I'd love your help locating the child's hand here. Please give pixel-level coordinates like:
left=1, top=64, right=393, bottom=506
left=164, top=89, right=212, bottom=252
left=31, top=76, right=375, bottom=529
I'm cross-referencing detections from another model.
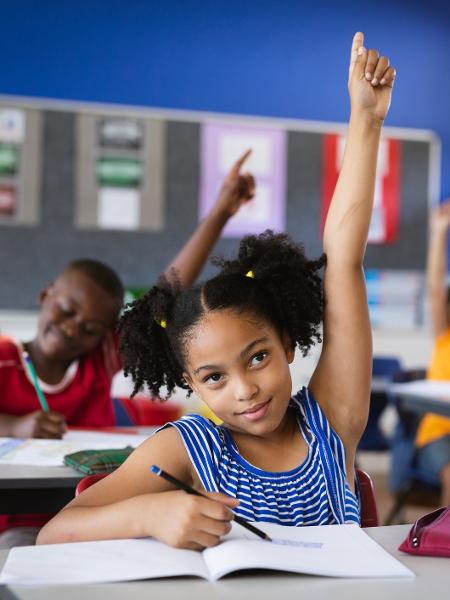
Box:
left=148, top=490, right=239, bottom=550
left=348, top=32, right=396, bottom=122
left=10, top=410, right=67, bottom=439
left=431, top=199, right=450, bottom=234
left=212, top=150, right=255, bottom=219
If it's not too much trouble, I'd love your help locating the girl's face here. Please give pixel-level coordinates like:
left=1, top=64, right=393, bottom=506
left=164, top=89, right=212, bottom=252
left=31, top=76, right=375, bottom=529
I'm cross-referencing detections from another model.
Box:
left=184, top=310, right=295, bottom=436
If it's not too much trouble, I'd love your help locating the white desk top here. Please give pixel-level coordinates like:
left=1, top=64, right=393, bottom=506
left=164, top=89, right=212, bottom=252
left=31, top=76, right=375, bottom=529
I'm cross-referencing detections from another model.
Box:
left=1, top=525, right=449, bottom=599
left=388, top=380, right=450, bottom=417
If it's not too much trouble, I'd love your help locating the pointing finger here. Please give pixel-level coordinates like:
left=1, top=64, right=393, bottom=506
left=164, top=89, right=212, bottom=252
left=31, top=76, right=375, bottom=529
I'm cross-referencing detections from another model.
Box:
left=230, top=149, right=252, bottom=175
left=349, top=31, right=364, bottom=77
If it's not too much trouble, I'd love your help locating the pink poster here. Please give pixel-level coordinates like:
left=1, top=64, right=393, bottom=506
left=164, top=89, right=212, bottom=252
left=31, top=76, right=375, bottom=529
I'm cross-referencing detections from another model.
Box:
left=199, top=123, right=287, bottom=237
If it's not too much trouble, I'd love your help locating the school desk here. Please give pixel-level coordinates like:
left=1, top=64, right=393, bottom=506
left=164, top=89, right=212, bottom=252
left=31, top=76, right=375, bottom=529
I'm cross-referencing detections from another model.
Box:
left=0, top=427, right=156, bottom=514
left=0, top=463, right=82, bottom=514
left=389, top=380, right=450, bottom=418
left=0, top=525, right=449, bottom=600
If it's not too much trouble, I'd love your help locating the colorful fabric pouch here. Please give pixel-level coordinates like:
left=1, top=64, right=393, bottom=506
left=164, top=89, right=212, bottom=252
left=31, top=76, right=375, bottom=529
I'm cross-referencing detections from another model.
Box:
left=399, top=506, right=450, bottom=557
left=63, top=447, right=134, bottom=474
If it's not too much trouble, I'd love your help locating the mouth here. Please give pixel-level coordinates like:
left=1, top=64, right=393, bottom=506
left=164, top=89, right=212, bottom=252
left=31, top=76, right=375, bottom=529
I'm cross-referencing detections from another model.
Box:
left=238, top=398, right=272, bottom=422
left=44, top=327, right=77, bottom=353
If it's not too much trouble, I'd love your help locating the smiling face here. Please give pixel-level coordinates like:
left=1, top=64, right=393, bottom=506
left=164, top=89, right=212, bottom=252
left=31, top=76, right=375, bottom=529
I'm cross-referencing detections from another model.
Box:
left=35, top=269, right=121, bottom=362
left=184, top=309, right=295, bottom=436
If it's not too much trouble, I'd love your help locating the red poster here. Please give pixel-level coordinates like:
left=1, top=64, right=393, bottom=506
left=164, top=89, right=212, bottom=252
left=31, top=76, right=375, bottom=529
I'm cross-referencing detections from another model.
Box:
left=0, top=185, right=17, bottom=217
left=321, top=134, right=401, bottom=244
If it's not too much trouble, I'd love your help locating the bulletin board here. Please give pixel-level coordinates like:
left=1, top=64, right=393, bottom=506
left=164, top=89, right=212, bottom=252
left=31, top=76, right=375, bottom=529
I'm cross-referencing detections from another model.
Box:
left=0, top=99, right=440, bottom=311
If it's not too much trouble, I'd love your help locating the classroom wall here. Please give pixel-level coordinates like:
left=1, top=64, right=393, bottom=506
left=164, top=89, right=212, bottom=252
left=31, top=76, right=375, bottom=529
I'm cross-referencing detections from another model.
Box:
left=1, top=0, right=449, bottom=195
left=0, top=107, right=432, bottom=309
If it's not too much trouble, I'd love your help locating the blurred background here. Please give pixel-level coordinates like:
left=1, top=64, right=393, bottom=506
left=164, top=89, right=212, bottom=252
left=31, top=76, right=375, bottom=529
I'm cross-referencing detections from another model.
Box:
left=1, top=0, right=450, bottom=522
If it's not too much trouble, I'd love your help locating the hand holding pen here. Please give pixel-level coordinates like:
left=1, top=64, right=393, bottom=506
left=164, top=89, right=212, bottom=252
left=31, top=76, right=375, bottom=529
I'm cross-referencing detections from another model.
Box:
left=10, top=352, right=66, bottom=439
left=151, top=465, right=271, bottom=545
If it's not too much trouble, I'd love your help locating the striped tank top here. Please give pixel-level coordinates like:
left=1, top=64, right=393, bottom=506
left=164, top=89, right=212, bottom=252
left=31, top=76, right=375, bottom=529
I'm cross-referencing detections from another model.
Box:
left=160, top=387, right=360, bottom=526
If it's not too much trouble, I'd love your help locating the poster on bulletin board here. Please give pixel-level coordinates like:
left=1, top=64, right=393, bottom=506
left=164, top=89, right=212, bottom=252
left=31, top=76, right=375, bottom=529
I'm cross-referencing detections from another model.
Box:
left=199, top=122, right=287, bottom=237
left=321, top=134, right=401, bottom=244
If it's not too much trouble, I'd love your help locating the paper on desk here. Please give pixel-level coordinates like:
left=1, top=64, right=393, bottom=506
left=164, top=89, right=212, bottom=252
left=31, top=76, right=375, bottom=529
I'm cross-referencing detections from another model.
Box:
left=204, top=522, right=414, bottom=580
left=0, top=523, right=414, bottom=585
left=0, top=431, right=148, bottom=467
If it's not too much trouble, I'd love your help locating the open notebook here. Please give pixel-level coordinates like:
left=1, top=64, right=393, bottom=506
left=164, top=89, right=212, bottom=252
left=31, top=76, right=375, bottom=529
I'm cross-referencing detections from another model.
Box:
left=0, top=523, right=413, bottom=585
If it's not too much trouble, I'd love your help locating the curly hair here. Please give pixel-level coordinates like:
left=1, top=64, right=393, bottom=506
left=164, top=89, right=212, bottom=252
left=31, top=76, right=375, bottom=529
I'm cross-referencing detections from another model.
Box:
left=119, top=230, right=326, bottom=398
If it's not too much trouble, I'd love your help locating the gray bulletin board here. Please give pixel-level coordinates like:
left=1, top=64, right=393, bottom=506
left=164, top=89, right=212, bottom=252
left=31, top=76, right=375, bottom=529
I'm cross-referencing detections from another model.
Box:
left=0, top=101, right=440, bottom=310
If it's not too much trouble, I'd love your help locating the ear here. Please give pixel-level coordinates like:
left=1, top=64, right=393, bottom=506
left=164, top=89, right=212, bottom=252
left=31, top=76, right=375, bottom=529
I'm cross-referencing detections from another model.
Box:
left=38, top=283, right=53, bottom=305
left=281, top=330, right=295, bottom=364
left=183, top=372, right=198, bottom=395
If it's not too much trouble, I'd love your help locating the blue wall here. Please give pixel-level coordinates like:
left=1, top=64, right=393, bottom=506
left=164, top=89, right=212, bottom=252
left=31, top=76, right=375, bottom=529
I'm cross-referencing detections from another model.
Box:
left=1, top=0, right=449, bottom=194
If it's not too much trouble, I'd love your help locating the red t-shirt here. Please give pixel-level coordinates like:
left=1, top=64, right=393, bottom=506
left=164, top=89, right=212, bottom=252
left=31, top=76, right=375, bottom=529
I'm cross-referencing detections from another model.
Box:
left=0, top=333, right=121, bottom=532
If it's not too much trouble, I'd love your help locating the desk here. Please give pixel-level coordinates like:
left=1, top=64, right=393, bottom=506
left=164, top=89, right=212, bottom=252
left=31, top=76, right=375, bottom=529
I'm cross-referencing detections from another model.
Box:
left=389, top=380, right=450, bottom=418
left=0, top=428, right=156, bottom=514
left=0, top=464, right=82, bottom=514
left=0, top=525, right=448, bottom=600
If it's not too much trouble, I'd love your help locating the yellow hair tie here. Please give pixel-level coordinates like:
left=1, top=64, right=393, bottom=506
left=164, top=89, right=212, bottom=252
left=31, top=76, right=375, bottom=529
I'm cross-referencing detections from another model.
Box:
left=245, top=270, right=255, bottom=279
left=159, top=319, right=167, bottom=329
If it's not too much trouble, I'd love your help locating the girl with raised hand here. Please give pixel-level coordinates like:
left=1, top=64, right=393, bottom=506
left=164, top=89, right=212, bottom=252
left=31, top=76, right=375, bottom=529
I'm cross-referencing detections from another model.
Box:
left=38, top=32, right=396, bottom=549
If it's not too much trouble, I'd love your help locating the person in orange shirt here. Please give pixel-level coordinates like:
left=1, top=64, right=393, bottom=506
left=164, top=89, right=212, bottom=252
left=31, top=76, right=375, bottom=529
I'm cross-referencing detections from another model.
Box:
left=415, top=198, right=450, bottom=506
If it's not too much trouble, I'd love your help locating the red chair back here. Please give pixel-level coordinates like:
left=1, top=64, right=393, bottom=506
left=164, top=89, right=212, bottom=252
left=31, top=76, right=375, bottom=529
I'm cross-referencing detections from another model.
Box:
left=356, top=468, right=379, bottom=527
left=75, top=473, right=107, bottom=496
left=116, top=396, right=182, bottom=426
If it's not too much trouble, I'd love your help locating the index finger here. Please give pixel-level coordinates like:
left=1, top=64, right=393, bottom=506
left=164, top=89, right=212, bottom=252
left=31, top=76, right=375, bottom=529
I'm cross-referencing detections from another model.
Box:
left=349, top=31, right=364, bottom=76
left=198, top=496, right=234, bottom=521
left=230, top=149, right=252, bottom=174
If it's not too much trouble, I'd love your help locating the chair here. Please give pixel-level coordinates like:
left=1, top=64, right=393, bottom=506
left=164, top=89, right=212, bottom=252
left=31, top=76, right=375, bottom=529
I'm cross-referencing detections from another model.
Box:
left=75, top=473, right=107, bottom=496
left=113, top=396, right=182, bottom=426
left=356, top=468, right=379, bottom=527
left=384, top=368, right=440, bottom=525
left=75, top=470, right=379, bottom=527
left=358, top=356, right=402, bottom=451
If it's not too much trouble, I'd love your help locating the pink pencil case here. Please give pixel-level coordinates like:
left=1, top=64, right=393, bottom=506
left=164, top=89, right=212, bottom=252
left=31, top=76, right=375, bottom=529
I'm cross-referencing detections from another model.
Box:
left=399, top=506, right=450, bottom=557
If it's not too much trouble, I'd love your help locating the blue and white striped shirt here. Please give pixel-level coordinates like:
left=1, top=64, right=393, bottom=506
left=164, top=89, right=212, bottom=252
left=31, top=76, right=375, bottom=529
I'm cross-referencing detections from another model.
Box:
left=159, top=387, right=360, bottom=526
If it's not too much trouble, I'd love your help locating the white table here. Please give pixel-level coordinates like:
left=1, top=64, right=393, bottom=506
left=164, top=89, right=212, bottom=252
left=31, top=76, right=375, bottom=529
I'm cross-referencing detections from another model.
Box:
left=0, top=525, right=449, bottom=599
left=0, top=464, right=83, bottom=514
left=389, top=380, right=450, bottom=418
left=0, top=428, right=155, bottom=514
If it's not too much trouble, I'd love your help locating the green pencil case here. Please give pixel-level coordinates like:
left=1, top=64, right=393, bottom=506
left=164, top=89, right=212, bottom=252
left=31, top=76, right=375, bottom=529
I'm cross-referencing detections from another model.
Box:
left=63, top=447, right=134, bottom=474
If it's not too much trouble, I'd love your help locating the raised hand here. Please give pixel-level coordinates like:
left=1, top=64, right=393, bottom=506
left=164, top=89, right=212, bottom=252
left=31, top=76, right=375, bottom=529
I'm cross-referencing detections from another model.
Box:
left=213, top=149, right=255, bottom=218
left=348, top=32, right=396, bottom=122
left=431, top=199, right=450, bottom=234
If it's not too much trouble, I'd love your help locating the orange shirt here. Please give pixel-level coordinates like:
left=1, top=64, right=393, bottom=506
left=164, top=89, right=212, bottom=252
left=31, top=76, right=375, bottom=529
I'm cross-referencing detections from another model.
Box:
left=416, top=329, right=450, bottom=447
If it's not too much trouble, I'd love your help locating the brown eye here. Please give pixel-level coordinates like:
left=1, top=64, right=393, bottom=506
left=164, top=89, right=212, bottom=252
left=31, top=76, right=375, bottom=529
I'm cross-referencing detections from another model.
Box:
left=204, top=373, right=223, bottom=385
left=250, top=351, right=268, bottom=367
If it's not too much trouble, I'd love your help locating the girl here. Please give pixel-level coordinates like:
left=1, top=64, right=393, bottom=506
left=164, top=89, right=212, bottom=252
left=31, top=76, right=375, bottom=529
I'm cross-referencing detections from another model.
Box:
left=38, top=32, right=396, bottom=549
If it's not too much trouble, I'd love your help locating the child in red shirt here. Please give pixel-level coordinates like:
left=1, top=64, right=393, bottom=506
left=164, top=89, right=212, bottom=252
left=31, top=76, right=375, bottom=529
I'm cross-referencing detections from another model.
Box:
left=0, top=150, right=255, bottom=546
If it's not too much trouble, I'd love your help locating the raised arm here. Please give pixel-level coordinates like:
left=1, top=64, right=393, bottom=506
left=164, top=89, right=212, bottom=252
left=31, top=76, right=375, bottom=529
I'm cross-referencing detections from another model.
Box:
left=427, top=200, right=450, bottom=338
left=164, top=150, right=255, bottom=288
left=309, top=33, right=396, bottom=459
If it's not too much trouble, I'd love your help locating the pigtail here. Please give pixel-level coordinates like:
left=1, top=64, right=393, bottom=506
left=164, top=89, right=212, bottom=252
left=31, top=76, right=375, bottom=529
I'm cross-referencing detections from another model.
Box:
left=212, top=230, right=326, bottom=356
left=118, top=277, right=187, bottom=398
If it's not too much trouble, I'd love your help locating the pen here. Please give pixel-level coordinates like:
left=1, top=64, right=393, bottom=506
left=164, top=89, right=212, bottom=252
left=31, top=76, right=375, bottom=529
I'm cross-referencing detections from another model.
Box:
left=23, top=351, right=50, bottom=413
left=150, top=464, right=272, bottom=542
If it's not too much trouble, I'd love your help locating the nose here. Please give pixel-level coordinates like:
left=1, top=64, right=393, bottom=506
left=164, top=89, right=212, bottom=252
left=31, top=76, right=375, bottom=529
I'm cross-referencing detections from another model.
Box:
left=234, top=375, right=258, bottom=403
left=60, top=319, right=79, bottom=339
